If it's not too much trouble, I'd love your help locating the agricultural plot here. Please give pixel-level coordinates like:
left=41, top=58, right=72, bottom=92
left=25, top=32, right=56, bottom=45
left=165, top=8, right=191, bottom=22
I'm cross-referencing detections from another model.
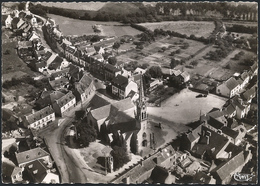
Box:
left=139, top=21, right=215, bottom=38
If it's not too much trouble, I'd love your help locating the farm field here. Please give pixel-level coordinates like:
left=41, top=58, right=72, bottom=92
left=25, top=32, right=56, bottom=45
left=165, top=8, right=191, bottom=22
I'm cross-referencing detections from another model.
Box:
left=117, top=36, right=207, bottom=68
left=48, top=14, right=142, bottom=37
left=139, top=21, right=215, bottom=38
left=42, top=2, right=106, bottom=11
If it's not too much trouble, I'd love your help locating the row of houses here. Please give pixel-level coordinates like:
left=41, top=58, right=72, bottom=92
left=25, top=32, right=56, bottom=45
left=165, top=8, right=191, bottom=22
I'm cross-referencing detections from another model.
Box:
left=216, top=64, right=257, bottom=98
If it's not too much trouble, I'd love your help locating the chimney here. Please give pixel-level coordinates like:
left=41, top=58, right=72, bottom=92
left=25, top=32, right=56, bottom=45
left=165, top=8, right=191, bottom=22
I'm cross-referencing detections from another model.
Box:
left=33, top=169, right=38, bottom=174
left=228, top=151, right=232, bottom=158
left=206, top=136, right=210, bottom=145
left=32, top=109, right=35, bottom=114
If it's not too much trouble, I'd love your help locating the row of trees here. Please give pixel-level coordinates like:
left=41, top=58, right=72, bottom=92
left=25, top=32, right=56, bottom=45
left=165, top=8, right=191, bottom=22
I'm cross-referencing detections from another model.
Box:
left=155, top=2, right=257, bottom=20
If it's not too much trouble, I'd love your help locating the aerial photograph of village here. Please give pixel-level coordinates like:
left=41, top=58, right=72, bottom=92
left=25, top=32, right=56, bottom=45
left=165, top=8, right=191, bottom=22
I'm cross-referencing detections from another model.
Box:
left=1, top=1, right=258, bottom=184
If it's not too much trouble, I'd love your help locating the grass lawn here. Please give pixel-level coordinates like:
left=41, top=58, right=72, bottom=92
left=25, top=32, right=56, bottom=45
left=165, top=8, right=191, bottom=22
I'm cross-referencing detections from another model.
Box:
left=2, top=41, right=37, bottom=81
left=147, top=88, right=227, bottom=124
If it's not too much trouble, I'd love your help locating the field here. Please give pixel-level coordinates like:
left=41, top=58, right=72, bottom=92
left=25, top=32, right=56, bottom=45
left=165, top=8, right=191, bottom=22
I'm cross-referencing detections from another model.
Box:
left=41, top=2, right=106, bottom=11
left=139, top=21, right=215, bottom=38
left=117, top=36, right=207, bottom=68
left=147, top=88, right=227, bottom=124
left=48, top=14, right=142, bottom=37
left=2, top=30, right=39, bottom=81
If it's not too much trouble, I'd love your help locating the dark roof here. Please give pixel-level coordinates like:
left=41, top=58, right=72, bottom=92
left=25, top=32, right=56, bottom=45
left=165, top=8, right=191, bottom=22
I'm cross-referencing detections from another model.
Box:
left=250, top=62, right=257, bottom=72
left=55, top=91, right=75, bottom=108
left=68, top=64, right=84, bottom=80
left=49, top=56, right=63, bottom=70
left=193, top=171, right=212, bottom=184
left=223, top=104, right=236, bottom=116
left=221, top=127, right=239, bottom=139
left=104, top=63, right=121, bottom=73
left=25, top=106, right=54, bottom=124
left=74, top=74, right=93, bottom=94
left=240, top=71, right=249, bottom=81
left=25, top=159, right=56, bottom=183
left=36, top=91, right=65, bottom=109
left=30, top=60, right=47, bottom=71
left=112, top=74, right=129, bottom=89
left=40, top=51, right=52, bottom=62
left=241, top=86, right=256, bottom=102
left=207, top=117, right=224, bottom=129
left=192, top=126, right=229, bottom=157
left=16, top=147, right=50, bottom=166
left=224, top=77, right=239, bottom=90
left=88, top=94, right=110, bottom=110
left=224, top=142, right=243, bottom=157
left=150, top=166, right=169, bottom=183
left=50, top=68, right=70, bottom=80
left=11, top=17, right=20, bottom=28
left=186, top=124, right=202, bottom=143
left=66, top=46, right=76, bottom=54
left=49, top=76, right=69, bottom=90
left=213, top=151, right=244, bottom=181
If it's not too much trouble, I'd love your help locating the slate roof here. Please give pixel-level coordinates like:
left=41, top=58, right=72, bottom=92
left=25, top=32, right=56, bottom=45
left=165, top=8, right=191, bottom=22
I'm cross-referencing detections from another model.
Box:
left=25, top=159, right=53, bottom=183
left=75, top=74, right=93, bottom=94
left=104, top=63, right=121, bottom=73
left=18, top=41, right=33, bottom=49
left=224, top=77, right=239, bottom=90
left=207, top=117, right=224, bottom=129
left=49, top=56, right=64, bottom=70
left=49, top=76, right=69, bottom=90
left=223, top=104, right=236, bottom=116
left=87, top=94, right=110, bottom=110
left=150, top=166, right=169, bottom=183
left=212, top=151, right=244, bottom=181
left=25, top=106, right=54, bottom=124
left=66, top=46, right=76, bottom=54
left=221, top=127, right=239, bottom=139
left=171, top=69, right=182, bottom=76
left=16, top=147, right=50, bottom=166
left=193, top=171, right=213, bottom=184
left=55, top=91, right=75, bottom=108
left=11, top=17, right=19, bottom=29
left=240, top=71, right=249, bottom=81
left=250, top=62, right=257, bottom=72
left=50, top=68, right=70, bottom=80
left=192, top=126, right=229, bottom=157
left=112, top=74, right=129, bottom=89
left=179, top=71, right=190, bottom=80
left=186, top=124, right=202, bottom=143
left=241, top=86, right=256, bottom=102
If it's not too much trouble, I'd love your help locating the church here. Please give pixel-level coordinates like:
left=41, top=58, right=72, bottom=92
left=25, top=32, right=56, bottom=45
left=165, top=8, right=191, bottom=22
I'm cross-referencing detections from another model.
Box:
left=86, top=75, right=153, bottom=155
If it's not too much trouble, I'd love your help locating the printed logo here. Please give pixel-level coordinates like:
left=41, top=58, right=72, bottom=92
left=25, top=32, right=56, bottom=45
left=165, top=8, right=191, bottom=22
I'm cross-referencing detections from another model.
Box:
left=233, top=172, right=255, bottom=182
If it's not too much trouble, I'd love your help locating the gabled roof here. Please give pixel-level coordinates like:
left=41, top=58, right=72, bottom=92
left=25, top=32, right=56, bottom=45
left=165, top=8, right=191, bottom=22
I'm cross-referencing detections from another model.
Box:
left=224, top=77, right=239, bottom=90
left=112, top=74, right=129, bottom=89
left=223, top=104, right=236, bottom=116
left=150, top=166, right=169, bottom=183
left=240, top=71, right=249, bottom=81
left=66, top=46, right=76, bottom=54
left=241, top=86, right=256, bottom=102
left=221, top=126, right=239, bottom=139
left=186, top=124, right=201, bottom=143
left=16, top=147, right=50, bottom=166
left=179, top=71, right=190, bottom=79
left=25, top=106, right=54, bottom=124
left=171, top=69, right=182, bottom=76
left=55, top=91, right=75, bottom=108
left=193, top=171, right=212, bottom=184
left=50, top=68, right=70, bottom=80
left=49, top=56, right=63, bottom=70
left=11, top=17, right=20, bottom=28
left=18, top=41, right=33, bottom=49
left=207, top=117, right=224, bottom=130
left=104, top=63, right=121, bottom=73
left=250, top=62, right=257, bottom=72
left=134, top=67, right=146, bottom=74
left=75, top=74, right=93, bottom=94
left=49, top=76, right=69, bottom=90
left=213, top=151, right=244, bottom=181
left=25, top=159, right=55, bottom=183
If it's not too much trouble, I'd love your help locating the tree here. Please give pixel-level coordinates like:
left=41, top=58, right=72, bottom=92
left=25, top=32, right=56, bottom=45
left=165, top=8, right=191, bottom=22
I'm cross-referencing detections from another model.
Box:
left=108, top=57, right=117, bottom=65
left=18, top=2, right=26, bottom=11
left=147, top=66, right=163, bottom=78
left=113, top=42, right=121, bottom=53
left=75, top=118, right=97, bottom=147
left=170, top=58, right=180, bottom=69
left=90, top=35, right=101, bottom=43
left=75, top=110, right=86, bottom=120
left=111, top=146, right=130, bottom=170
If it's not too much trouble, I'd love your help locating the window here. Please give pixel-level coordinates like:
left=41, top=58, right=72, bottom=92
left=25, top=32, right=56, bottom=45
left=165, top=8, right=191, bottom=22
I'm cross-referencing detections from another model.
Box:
left=142, top=132, right=146, bottom=139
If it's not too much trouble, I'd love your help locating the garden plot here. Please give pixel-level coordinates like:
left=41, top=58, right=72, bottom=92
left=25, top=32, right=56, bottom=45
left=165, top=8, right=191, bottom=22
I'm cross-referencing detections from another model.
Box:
left=139, top=21, right=215, bottom=38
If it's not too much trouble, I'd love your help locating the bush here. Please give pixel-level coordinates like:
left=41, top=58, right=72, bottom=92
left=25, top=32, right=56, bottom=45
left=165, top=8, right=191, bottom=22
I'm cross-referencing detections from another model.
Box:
left=4, top=49, right=10, bottom=55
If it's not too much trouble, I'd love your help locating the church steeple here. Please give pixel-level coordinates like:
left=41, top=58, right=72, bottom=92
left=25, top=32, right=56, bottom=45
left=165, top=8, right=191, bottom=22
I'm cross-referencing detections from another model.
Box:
left=137, top=73, right=147, bottom=122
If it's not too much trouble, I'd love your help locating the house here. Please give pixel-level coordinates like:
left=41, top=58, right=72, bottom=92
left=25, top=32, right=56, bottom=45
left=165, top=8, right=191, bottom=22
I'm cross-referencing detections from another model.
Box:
left=50, top=68, right=70, bottom=81
left=191, top=124, right=230, bottom=160
left=65, top=45, right=76, bottom=62
left=180, top=124, right=202, bottom=151
left=29, top=60, right=47, bottom=72
left=11, top=17, right=20, bottom=30
left=250, top=62, right=257, bottom=76
left=226, top=96, right=251, bottom=119
left=134, top=67, right=147, bottom=75
left=17, top=18, right=25, bottom=30
left=202, top=108, right=228, bottom=126
left=28, top=31, right=40, bottom=41
left=35, top=90, right=65, bottom=110
left=73, top=73, right=96, bottom=103
left=94, top=45, right=105, bottom=55
left=216, top=77, right=241, bottom=98
left=68, top=64, right=84, bottom=83
left=52, top=91, right=76, bottom=117
left=211, top=146, right=246, bottom=184
left=23, top=106, right=55, bottom=130
left=2, top=163, right=24, bottom=183
left=193, top=172, right=216, bottom=184
left=239, top=71, right=250, bottom=89
left=48, top=56, right=65, bottom=71
left=170, top=69, right=182, bottom=76
left=17, top=41, right=34, bottom=59
left=24, top=159, right=59, bottom=183
left=16, top=147, right=52, bottom=168
left=49, top=76, right=69, bottom=91
left=85, top=46, right=96, bottom=56
left=4, top=14, right=13, bottom=28
left=179, top=71, right=190, bottom=83
left=222, top=104, right=236, bottom=118
left=150, top=166, right=176, bottom=184
left=111, top=74, right=138, bottom=99
left=241, top=85, right=256, bottom=103
left=149, top=79, right=163, bottom=91
left=104, top=63, right=121, bottom=81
